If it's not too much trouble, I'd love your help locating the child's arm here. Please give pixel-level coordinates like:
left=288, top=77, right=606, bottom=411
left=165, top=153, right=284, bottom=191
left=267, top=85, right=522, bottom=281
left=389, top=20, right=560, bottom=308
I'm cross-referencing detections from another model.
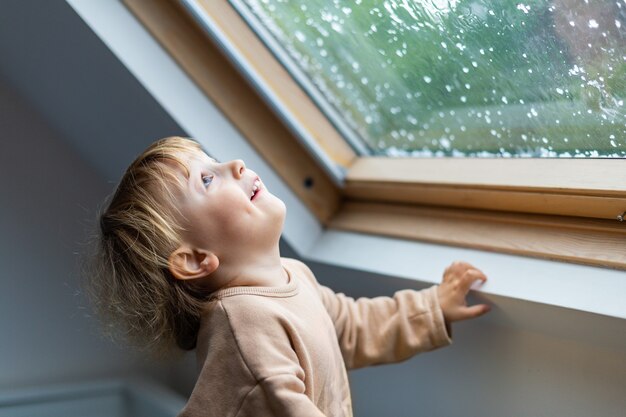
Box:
left=308, top=260, right=489, bottom=369
left=317, top=284, right=450, bottom=369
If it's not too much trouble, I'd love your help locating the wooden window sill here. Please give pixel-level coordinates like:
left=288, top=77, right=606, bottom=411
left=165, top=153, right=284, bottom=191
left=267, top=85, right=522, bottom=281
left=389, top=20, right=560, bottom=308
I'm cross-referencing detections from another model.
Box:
left=329, top=202, right=626, bottom=270
left=346, top=157, right=626, bottom=221
left=341, top=159, right=626, bottom=269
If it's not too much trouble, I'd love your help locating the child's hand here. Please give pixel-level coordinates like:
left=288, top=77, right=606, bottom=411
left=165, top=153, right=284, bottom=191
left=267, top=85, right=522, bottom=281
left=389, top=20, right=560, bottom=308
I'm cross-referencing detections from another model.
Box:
left=437, top=261, right=490, bottom=323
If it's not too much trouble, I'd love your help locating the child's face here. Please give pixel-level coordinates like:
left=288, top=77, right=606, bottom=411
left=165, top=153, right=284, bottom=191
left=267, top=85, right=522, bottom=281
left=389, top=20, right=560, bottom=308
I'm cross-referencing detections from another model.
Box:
left=171, top=150, right=286, bottom=259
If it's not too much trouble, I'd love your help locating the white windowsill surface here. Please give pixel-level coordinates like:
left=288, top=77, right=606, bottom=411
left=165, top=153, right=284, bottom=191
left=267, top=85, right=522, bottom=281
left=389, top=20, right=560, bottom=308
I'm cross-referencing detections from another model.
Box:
left=308, top=230, right=626, bottom=320
left=67, top=0, right=626, bottom=326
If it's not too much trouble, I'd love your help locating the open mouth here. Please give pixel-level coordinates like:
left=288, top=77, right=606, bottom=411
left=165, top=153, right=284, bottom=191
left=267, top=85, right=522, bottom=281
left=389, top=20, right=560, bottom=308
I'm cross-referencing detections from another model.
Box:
left=250, top=178, right=262, bottom=201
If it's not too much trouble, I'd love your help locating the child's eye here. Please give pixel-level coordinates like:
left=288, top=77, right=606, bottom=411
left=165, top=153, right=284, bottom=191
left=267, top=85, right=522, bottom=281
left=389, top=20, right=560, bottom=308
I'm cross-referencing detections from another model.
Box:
left=202, top=174, right=214, bottom=188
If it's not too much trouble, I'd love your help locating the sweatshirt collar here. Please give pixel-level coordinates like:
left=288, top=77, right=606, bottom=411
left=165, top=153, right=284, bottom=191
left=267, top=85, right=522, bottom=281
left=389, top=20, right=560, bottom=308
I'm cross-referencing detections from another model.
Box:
left=208, top=264, right=298, bottom=300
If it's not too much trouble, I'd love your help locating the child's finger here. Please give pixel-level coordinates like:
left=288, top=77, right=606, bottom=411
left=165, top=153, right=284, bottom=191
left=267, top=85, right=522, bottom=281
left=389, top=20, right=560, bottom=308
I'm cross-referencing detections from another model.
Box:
left=463, top=304, right=491, bottom=319
left=451, top=260, right=475, bottom=274
left=461, top=269, right=487, bottom=293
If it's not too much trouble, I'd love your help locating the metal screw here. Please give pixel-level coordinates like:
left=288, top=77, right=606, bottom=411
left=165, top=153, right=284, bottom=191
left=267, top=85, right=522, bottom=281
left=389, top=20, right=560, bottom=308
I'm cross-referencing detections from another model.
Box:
left=618, top=212, right=625, bottom=222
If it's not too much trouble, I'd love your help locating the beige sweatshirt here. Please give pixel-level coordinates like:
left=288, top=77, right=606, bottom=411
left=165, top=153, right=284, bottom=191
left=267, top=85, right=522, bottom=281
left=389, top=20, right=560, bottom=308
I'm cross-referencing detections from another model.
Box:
left=178, top=257, right=452, bottom=417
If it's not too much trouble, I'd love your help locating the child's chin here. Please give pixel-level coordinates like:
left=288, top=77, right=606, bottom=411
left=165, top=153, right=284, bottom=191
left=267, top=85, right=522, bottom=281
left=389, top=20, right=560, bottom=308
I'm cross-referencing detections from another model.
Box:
left=266, top=191, right=285, bottom=207
left=277, top=199, right=287, bottom=216
left=272, top=198, right=287, bottom=222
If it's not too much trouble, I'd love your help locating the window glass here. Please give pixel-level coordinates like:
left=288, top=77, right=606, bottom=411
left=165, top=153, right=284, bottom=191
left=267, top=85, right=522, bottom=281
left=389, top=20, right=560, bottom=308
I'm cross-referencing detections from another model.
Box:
left=234, top=0, right=626, bottom=157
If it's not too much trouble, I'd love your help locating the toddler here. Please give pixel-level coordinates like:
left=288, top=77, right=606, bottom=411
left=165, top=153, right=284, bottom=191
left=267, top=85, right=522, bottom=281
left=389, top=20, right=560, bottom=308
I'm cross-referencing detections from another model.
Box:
left=92, top=136, right=490, bottom=417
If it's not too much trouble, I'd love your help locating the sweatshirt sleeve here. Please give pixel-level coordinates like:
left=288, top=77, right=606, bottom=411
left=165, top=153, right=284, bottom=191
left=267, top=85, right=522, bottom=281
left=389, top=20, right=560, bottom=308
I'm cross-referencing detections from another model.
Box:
left=316, top=283, right=453, bottom=370
left=235, top=375, right=328, bottom=417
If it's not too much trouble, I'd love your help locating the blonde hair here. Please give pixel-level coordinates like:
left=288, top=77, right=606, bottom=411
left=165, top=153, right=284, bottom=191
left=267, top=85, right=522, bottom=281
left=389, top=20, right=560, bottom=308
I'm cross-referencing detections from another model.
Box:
left=88, top=136, right=208, bottom=355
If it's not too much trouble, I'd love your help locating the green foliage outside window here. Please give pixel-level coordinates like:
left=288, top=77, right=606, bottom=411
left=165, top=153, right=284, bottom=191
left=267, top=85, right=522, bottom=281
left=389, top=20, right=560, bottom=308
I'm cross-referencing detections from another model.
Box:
left=238, top=0, right=626, bottom=157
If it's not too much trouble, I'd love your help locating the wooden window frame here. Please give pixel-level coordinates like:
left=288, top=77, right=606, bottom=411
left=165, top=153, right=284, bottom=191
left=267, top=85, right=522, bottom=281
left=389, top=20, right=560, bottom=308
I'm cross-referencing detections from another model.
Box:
left=124, top=0, right=626, bottom=269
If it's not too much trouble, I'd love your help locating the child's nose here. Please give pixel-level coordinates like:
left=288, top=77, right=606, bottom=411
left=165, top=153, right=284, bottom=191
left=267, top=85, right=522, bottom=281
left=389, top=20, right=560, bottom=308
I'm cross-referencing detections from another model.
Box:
left=228, top=159, right=246, bottom=178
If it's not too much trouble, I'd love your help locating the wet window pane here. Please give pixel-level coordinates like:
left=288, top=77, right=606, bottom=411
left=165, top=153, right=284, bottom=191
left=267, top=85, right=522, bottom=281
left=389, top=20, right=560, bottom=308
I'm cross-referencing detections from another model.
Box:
left=234, top=0, right=626, bottom=157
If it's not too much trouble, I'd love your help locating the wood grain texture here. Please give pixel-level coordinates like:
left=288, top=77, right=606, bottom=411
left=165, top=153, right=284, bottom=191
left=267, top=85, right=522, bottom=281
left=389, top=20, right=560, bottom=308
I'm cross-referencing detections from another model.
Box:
left=123, top=0, right=341, bottom=223
left=348, top=157, right=626, bottom=194
left=347, top=157, right=626, bottom=220
left=345, top=182, right=626, bottom=220
left=330, top=202, right=626, bottom=270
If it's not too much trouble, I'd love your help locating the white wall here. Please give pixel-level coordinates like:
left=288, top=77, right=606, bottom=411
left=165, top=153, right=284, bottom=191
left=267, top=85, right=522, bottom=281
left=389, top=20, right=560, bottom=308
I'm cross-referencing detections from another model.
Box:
left=0, top=81, right=170, bottom=389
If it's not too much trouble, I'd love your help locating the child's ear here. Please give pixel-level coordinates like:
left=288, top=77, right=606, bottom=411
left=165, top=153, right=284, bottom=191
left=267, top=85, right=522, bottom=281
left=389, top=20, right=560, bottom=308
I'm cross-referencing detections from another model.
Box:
left=168, top=246, right=219, bottom=281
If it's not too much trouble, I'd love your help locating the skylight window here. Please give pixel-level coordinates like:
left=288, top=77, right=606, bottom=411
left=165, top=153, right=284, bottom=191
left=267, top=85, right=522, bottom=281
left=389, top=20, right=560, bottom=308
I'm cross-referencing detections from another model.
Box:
left=232, top=0, right=626, bottom=157
left=122, top=0, right=626, bottom=269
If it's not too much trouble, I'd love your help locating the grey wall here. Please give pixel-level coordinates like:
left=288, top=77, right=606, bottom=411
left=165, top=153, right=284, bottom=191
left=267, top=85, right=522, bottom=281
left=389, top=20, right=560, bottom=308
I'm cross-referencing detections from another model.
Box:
left=0, top=80, right=171, bottom=389
left=0, top=0, right=185, bottom=184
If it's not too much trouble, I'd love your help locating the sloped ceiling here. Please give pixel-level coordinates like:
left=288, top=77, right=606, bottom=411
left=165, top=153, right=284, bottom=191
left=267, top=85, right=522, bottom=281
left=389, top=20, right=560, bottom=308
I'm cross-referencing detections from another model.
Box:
left=0, top=0, right=184, bottom=182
